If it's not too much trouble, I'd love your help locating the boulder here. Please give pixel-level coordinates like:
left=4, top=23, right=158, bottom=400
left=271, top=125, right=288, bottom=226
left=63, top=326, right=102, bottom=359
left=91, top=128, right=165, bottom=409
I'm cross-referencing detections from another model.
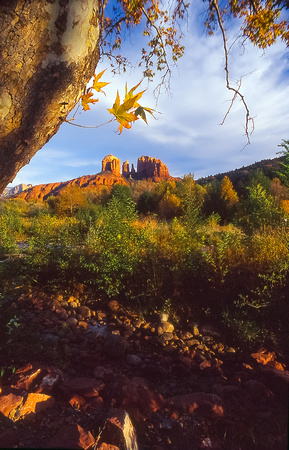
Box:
left=166, top=392, right=224, bottom=419
left=100, top=409, right=138, bottom=450
left=49, top=424, right=95, bottom=449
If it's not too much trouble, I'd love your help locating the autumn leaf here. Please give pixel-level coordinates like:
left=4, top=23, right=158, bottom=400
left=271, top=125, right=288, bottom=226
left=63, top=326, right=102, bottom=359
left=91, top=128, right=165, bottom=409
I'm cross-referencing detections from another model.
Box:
left=81, top=91, right=99, bottom=111
left=107, top=91, right=139, bottom=134
left=92, top=69, right=110, bottom=94
left=135, top=105, right=157, bottom=124
left=124, top=81, right=146, bottom=107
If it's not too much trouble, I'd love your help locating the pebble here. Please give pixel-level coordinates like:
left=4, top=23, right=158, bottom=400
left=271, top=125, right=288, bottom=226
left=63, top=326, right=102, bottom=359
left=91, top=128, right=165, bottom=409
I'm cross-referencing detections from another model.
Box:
left=126, top=354, right=143, bottom=367
left=108, top=300, right=119, bottom=312
left=158, top=312, right=169, bottom=323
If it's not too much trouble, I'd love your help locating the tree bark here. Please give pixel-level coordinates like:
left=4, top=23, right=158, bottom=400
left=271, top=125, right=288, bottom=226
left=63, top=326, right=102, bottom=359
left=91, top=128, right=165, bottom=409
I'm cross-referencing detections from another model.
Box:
left=0, top=0, right=100, bottom=194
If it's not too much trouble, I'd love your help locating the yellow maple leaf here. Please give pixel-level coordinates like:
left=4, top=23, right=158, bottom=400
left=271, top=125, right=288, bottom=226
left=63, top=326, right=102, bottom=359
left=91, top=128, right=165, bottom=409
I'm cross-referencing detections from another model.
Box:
left=92, top=69, right=110, bottom=94
left=124, top=81, right=146, bottom=107
left=81, top=91, right=99, bottom=111
left=107, top=91, right=139, bottom=134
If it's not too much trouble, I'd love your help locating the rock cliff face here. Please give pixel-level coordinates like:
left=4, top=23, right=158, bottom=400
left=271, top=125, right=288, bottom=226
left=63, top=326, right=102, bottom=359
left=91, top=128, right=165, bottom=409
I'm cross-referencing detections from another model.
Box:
left=122, top=156, right=170, bottom=180
left=16, top=173, right=127, bottom=202
left=102, top=155, right=121, bottom=176
left=14, top=155, right=171, bottom=201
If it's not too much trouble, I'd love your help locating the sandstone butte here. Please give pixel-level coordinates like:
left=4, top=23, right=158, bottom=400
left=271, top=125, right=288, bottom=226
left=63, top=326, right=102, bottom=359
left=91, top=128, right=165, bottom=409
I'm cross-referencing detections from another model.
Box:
left=14, top=155, right=173, bottom=201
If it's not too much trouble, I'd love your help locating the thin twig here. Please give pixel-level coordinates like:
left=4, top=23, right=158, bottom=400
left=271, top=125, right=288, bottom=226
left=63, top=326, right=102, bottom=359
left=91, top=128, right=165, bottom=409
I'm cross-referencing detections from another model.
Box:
left=211, top=0, right=254, bottom=145
left=65, top=118, right=114, bottom=128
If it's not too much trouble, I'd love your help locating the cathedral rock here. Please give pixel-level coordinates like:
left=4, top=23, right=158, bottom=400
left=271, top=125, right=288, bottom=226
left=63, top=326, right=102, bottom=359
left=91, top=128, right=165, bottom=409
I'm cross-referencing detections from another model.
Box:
left=14, top=155, right=172, bottom=201
left=122, top=156, right=170, bottom=180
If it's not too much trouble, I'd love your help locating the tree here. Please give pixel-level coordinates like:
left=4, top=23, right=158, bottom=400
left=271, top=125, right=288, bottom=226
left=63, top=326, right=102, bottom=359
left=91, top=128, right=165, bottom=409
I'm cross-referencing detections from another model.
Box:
left=1, top=0, right=289, bottom=194
left=0, top=1, right=100, bottom=194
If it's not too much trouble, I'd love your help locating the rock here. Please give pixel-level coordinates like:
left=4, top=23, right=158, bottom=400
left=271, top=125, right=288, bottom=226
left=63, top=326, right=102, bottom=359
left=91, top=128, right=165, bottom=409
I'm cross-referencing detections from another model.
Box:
left=200, top=324, right=222, bottom=339
left=88, top=396, right=104, bottom=412
left=41, top=333, right=60, bottom=345
left=17, top=393, right=55, bottom=420
left=100, top=408, right=138, bottom=450
left=192, top=325, right=200, bottom=336
left=161, top=332, right=174, bottom=341
left=141, top=365, right=168, bottom=380
left=126, top=355, right=143, bottom=367
left=78, top=320, right=89, bottom=329
left=111, top=375, right=164, bottom=415
left=77, top=305, right=91, bottom=318
left=158, top=312, right=169, bottom=323
left=93, top=366, right=114, bottom=379
left=97, top=444, right=119, bottom=450
left=244, top=379, right=274, bottom=402
left=9, top=363, right=43, bottom=391
left=63, top=377, right=103, bottom=396
left=166, top=392, right=224, bottom=419
left=108, top=300, right=120, bottom=312
left=136, top=156, right=170, bottom=180
left=186, top=339, right=201, bottom=347
left=102, top=155, right=121, bottom=176
left=157, top=322, right=174, bottom=335
left=104, top=334, right=128, bottom=359
left=36, top=367, right=63, bottom=394
left=49, top=424, right=95, bottom=449
left=0, top=393, right=23, bottom=419
left=69, top=394, right=86, bottom=410
left=227, top=347, right=236, bottom=354
left=180, top=331, right=194, bottom=340
left=66, top=317, right=78, bottom=327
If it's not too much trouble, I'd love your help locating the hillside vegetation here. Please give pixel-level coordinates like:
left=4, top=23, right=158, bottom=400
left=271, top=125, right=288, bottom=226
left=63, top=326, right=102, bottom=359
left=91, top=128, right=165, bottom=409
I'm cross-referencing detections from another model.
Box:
left=1, top=146, right=289, bottom=360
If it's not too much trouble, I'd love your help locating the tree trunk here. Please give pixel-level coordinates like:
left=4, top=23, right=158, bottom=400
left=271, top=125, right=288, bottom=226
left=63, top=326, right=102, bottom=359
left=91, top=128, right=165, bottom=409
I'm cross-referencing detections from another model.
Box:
left=0, top=0, right=100, bottom=194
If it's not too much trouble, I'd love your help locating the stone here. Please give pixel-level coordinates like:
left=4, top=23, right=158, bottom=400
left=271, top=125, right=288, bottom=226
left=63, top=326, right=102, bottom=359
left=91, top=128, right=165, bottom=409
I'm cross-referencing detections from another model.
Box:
left=111, top=375, right=164, bottom=416
left=49, top=424, right=95, bottom=449
left=77, top=305, right=91, bottom=318
left=108, top=300, right=120, bottom=312
left=97, top=444, right=119, bottom=450
left=161, top=332, right=174, bottom=341
left=244, top=379, right=274, bottom=402
left=166, top=392, right=224, bottom=419
left=0, top=393, right=23, bottom=419
left=192, top=325, right=200, bottom=336
left=157, top=322, right=174, bottom=335
left=69, top=394, right=86, bottom=410
left=158, top=312, right=169, bottom=323
left=67, top=317, right=78, bottom=326
left=36, top=367, right=63, bottom=394
left=200, top=324, right=222, bottom=338
left=137, top=156, right=170, bottom=180
left=63, top=377, right=103, bottom=396
left=102, top=155, right=121, bottom=176
left=100, top=408, right=138, bottom=450
left=93, top=366, right=114, bottom=379
left=9, top=363, right=43, bottom=391
left=104, top=333, right=128, bottom=359
left=126, top=354, right=143, bottom=367
left=41, top=333, right=60, bottom=345
left=227, top=347, right=236, bottom=354
left=17, top=393, right=55, bottom=420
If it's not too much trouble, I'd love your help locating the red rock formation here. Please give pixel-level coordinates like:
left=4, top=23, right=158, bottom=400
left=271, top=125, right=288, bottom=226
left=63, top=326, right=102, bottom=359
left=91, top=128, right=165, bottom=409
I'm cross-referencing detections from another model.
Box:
left=16, top=172, right=127, bottom=202
left=102, top=155, right=121, bottom=176
left=14, top=155, right=172, bottom=201
left=137, top=156, right=170, bottom=180
left=122, top=161, right=130, bottom=177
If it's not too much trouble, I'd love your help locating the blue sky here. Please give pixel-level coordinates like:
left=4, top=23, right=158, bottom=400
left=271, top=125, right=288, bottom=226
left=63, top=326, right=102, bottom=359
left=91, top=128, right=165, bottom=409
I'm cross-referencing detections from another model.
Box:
left=10, top=1, right=289, bottom=187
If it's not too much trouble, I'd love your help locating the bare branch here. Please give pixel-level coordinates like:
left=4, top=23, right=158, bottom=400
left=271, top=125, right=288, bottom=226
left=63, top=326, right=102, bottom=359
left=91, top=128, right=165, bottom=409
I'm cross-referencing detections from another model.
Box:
left=210, top=0, right=254, bottom=145
left=65, top=118, right=114, bottom=129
